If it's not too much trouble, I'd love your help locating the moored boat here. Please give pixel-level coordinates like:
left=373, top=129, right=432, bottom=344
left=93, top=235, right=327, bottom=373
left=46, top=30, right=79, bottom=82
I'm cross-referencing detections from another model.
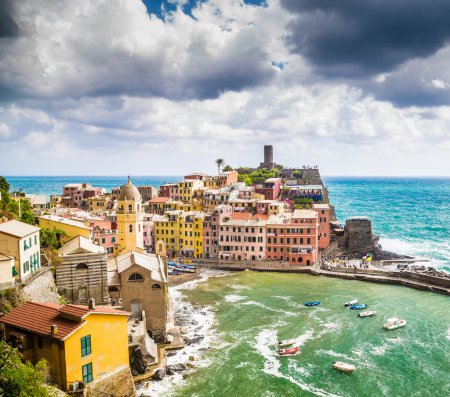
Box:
left=384, top=318, right=407, bottom=330
left=304, top=301, right=321, bottom=307
left=349, top=303, right=368, bottom=310
left=278, top=339, right=297, bottom=347
left=332, top=361, right=355, bottom=373
left=344, top=299, right=358, bottom=307
left=358, top=310, right=377, bottom=317
left=278, top=346, right=299, bottom=356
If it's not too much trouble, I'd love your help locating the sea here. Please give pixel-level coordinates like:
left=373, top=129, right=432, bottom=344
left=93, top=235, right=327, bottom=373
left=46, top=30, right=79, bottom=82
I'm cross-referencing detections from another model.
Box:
left=6, top=176, right=450, bottom=397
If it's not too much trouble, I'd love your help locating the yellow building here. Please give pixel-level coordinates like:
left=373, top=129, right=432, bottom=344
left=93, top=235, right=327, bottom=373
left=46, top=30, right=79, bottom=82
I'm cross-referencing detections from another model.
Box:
left=154, top=210, right=204, bottom=258
left=0, top=301, right=134, bottom=395
left=0, top=253, right=15, bottom=287
left=153, top=210, right=182, bottom=257
left=38, top=215, right=91, bottom=243
left=177, top=179, right=204, bottom=203
left=0, top=220, right=41, bottom=283
left=88, top=195, right=111, bottom=212
left=116, top=178, right=144, bottom=254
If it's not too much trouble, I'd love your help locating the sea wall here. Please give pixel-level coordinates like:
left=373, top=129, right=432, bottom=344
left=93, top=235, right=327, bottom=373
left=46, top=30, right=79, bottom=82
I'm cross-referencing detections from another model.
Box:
left=86, top=366, right=135, bottom=397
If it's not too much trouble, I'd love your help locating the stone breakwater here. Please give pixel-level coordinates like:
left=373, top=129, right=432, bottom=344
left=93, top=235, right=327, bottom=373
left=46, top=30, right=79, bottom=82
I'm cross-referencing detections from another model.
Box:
left=196, top=262, right=450, bottom=296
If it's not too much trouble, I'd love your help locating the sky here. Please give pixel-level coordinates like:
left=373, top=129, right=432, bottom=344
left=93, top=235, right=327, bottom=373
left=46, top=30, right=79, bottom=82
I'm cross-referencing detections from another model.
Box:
left=0, top=0, right=449, bottom=176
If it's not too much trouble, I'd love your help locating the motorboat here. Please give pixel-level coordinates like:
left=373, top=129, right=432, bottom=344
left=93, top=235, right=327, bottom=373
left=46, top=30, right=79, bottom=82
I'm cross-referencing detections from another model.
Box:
left=344, top=299, right=358, bottom=307
left=304, top=301, right=321, bottom=307
left=358, top=310, right=377, bottom=317
left=332, top=361, right=355, bottom=373
left=278, top=347, right=299, bottom=356
left=278, top=339, right=297, bottom=347
left=349, top=304, right=368, bottom=310
left=384, top=318, right=406, bottom=330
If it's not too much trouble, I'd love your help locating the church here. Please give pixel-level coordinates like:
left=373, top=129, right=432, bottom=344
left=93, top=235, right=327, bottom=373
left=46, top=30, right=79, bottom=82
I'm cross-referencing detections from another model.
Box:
left=107, top=178, right=173, bottom=342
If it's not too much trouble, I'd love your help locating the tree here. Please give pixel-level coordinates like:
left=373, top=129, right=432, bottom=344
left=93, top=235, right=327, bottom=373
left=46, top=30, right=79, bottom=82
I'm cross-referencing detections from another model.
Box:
left=0, top=176, right=10, bottom=195
left=238, top=174, right=252, bottom=186
left=0, top=341, right=55, bottom=397
left=222, top=165, right=233, bottom=172
left=40, top=228, right=66, bottom=250
left=215, top=158, right=225, bottom=174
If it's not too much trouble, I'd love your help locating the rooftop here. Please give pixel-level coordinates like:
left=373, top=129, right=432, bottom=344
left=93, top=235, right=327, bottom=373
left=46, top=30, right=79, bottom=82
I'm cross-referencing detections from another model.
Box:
left=0, top=220, right=40, bottom=238
left=148, top=197, right=170, bottom=203
left=58, top=236, right=105, bottom=256
left=313, top=204, right=330, bottom=209
left=0, top=301, right=128, bottom=341
left=39, top=215, right=90, bottom=230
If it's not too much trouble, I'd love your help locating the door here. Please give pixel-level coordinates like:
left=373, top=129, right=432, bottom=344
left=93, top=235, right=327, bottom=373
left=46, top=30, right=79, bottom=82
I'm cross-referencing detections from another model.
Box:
left=130, top=299, right=142, bottom=319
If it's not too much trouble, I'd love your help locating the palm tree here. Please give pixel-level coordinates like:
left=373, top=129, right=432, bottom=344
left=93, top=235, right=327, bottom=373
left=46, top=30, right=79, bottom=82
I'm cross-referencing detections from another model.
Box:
left=215, top=158, right=225, bottom=174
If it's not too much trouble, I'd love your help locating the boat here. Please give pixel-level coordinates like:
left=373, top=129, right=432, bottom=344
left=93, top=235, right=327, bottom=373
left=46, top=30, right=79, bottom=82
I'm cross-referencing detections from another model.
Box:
left=304, top=301, right=321, bottom=307
left=384, top=318, right=407, bottom=330
left=168, top=271, right=181, bottom=276
left=278, top=347, right=299, bottom=356
left=358, top=310, right=377, bottom=317
left=278, top=339, right=297, bottom=347
left=332, top=361, right=355, bottom=373
left=344, top=299, right=358, bottom=307
left=349, top=304, right=368, bottom=310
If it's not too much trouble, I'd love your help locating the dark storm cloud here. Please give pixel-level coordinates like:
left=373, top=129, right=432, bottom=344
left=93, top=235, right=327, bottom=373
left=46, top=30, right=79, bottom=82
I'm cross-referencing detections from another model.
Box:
left=0, top=0, right=19, bottom=38
left=281, top=0, right=450, bottom=78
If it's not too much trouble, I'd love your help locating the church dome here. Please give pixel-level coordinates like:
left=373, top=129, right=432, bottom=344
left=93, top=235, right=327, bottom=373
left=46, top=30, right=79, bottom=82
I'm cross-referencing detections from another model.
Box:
left=119, top=177, right=142, bottom=201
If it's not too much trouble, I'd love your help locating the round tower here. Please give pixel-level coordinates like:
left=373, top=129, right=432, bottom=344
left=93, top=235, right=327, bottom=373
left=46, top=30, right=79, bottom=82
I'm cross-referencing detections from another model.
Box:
left=264, top=145, right=273, bottom=168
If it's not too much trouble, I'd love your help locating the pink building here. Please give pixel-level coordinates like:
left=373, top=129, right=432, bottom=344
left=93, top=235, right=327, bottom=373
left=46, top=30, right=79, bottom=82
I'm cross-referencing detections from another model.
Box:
left=159, top=183, right=178, bottom=199
left=203, top=205, right=232, bottom=258
left=266, top=210, right=319, bottom=266
left=255, top=178, right=282, bottom=200
left=219, top=213, right=268, bottom=261
left=143, top=214, right=155, bottom=252
left=62, top=183, right=104, bottom=208
left=313, top=204, right=331, bottom=250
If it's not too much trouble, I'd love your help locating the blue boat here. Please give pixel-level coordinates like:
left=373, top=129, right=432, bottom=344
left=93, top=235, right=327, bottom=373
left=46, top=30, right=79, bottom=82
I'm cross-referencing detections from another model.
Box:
left=304, top=301, right=321, bottom=307
left=350, top=304, right=368, bottom=310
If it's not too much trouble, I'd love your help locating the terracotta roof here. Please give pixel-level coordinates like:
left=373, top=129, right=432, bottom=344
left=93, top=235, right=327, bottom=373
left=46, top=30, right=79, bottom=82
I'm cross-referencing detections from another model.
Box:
left=148, top=197, right=170, bottom=203
left=230, top=213, right=269, bottom=221
left=0, top=302, right=129, bottom=341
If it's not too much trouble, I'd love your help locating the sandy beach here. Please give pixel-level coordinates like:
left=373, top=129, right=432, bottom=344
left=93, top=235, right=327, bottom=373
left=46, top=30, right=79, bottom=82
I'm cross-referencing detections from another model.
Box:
left=168, top=267, right=204, bottom=287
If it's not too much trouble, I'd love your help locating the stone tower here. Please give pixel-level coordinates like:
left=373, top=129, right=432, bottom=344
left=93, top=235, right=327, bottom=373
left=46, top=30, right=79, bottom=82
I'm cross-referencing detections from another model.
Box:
left=260, top=144, right=274, bottom=169
left=116, top=177, right=144, bottom=254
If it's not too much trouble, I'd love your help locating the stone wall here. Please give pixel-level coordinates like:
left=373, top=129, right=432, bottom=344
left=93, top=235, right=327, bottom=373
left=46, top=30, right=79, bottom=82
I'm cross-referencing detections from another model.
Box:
left=345, top=218, right=374, bottom=251
left=86, top=365, right=135, bottom=397
left=22, top=267, right=60, bottom=303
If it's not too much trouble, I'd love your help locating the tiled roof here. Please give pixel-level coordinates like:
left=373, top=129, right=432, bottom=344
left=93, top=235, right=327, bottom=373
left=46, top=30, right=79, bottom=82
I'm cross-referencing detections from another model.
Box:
left=0, top=220, right=40, bottom=238
left=148, top=197, right=170, bottom=203
left=230, top=213, right=269, bottom=221
left=0, top=302, right=129, bottom=341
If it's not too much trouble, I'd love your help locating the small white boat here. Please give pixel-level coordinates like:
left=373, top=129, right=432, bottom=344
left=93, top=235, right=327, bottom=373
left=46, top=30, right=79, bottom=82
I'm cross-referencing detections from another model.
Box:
left=332, top=361, right=355, bottom=373
left=278, top=339, right=296, bottom=347
left=384, top=318, right=407, bottom=330
left=344, top=299, right=358, bottom=307
left=358, top=310, right=377, bottom=318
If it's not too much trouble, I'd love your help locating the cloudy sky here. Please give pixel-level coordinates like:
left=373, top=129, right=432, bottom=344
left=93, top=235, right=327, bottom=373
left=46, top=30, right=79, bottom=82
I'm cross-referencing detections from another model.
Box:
left=1, top=0, right=449, bottom=176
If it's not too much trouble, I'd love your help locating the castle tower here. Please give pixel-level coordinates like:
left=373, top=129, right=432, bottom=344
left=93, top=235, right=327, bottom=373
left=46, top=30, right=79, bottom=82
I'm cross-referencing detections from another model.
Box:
left=116, top=177, right=144, bottom=254
left=260, top=144, right=274, bottom=169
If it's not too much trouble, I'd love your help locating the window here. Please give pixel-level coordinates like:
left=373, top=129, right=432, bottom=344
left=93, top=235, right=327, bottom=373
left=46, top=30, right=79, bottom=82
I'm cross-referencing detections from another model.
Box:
left=128, top=273, right=144, bottom=281
left=81, top=335, right=91, bottom=357
left=111, top=237, right=116, bottom=243
left=82, top=363, right=93, bottom=384
left=101, top=238, right=106, bottom=244
left=34, top=235, right=37, bottom=245
left=129, top=225, right=133, bottom=232
left=76, top=263, right=88, bottom=270
left=152, top=283, right=161, bottom=289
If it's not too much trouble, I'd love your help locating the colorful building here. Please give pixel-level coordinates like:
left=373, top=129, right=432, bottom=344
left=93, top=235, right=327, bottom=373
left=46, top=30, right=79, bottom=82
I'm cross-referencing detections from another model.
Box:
left=39, top=215, right=92, bottom=243
left=0, top=301, right=134, bottom=395
left=0, top=220, right=41, bottom=283
left=313, top=203, right=331, bottom=249
left=0, top=253, right=15, bottom=287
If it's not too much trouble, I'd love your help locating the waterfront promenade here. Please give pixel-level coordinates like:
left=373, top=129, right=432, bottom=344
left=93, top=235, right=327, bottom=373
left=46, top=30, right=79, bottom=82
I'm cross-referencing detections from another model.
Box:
left=192, top=260, right=450, bottom=296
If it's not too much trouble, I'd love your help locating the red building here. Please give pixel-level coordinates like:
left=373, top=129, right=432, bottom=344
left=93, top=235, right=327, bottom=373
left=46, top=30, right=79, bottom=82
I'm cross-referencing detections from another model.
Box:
left=266, top=210, right=319, bottom=266
left=255, top=178, right=282, bottom=200
left=313, top=203, right=331, bottom=249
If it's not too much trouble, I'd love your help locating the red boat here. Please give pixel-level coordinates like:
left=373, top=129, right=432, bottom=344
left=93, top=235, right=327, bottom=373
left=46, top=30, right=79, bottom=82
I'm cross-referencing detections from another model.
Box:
left=278, top=346, right=299, bottom=356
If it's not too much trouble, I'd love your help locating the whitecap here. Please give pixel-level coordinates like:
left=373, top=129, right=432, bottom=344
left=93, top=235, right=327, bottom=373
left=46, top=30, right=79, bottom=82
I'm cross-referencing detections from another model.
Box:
left=241, top=300, right=297, bottom=317
left=224, top=294, right=246, bottom=303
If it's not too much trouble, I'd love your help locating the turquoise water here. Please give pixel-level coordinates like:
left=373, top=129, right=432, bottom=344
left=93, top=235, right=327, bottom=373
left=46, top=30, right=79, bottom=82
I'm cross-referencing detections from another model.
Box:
left=166, top=271, right=450, bottom=397
left=6, top=176, right=450, bottom=270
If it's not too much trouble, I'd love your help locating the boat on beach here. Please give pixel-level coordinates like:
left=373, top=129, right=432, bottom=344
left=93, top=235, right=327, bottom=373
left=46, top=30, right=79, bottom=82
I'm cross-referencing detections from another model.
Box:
left=332, top=361, right=356, bottom=373
left=344, top=299, right=358, bottom=307
left=278, top=339, right=297, bottom=347
left=304, top=301, right=321, bottom=307
left=358, top=310, right=377, bottom=317
left=349, top=304, right=368, bottom=310
left=278, top=347, right=299, bottom=356
left=384, top=318, right=407, bottom=330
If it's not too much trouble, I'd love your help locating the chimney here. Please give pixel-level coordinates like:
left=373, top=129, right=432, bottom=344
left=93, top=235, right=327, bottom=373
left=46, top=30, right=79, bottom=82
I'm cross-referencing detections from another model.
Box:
left=88, top=298, right=95, bottom=310
left=50, top=324, right=58, bottom=335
